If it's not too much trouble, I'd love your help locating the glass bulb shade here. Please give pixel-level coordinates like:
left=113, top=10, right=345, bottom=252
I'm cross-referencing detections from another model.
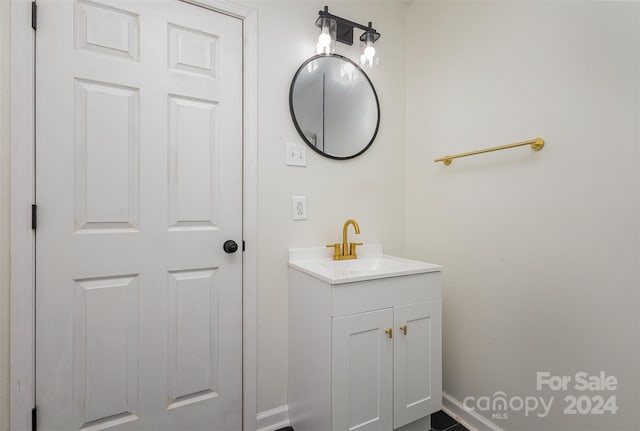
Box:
left=360, top=39, right=376, bottom=68
left=316, top=17, right=336, bottom=55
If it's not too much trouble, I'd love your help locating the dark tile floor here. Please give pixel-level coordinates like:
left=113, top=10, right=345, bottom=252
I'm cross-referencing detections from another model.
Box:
left=275, top=410, right=469, bottom=431
left=430, top=410, right=469, bottom=431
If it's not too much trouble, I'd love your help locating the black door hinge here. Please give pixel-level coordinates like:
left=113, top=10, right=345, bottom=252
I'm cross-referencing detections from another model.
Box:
left=242, top=240, right=245, bottom=252
left=31, top=204, right=37, bottom=230
left=32, top=405, right=37, bottom=431
left=31, top=2, right=37, bottom=30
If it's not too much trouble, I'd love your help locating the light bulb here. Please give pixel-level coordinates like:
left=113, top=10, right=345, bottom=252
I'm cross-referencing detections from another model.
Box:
left=318, top=31, right=331, bottom=47
left=364, top=45, right=375, bottom=59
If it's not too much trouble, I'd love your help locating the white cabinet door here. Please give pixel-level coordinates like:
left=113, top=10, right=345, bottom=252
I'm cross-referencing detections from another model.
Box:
left=35, top=1, right=243, bottom=429
left=393, top=300, right=442, bottom=428
left=332, top=308, right=394, bottom=431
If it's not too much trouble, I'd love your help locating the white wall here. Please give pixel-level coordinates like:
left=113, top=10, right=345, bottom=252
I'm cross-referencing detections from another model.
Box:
left=0, top=2, right=10, bottom=430
left=237, top=0, right=408, bottom=413
left=405, top=2, right=639, bottom=430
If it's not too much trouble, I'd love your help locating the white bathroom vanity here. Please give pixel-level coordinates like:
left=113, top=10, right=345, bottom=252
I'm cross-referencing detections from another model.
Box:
left=288, top=244, right=442, bottom=431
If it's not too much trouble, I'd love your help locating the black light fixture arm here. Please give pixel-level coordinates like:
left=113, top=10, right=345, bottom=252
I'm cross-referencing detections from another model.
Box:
left=316, top=6, right=381, bottom=46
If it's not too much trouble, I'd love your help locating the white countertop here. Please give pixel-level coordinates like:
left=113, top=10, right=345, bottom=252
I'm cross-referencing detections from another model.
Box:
left=288, top=244, right=442, bottom=285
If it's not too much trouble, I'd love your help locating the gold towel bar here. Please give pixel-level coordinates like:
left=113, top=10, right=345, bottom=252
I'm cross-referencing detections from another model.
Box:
left=434, top=138, right=545, bottom=166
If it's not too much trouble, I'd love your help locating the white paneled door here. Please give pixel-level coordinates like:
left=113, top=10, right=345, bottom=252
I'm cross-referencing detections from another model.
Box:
left=35, top=1, right=243, bottom=430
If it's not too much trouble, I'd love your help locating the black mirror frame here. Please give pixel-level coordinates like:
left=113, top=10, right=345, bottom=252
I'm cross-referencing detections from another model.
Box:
left=289, top=54, right=381, bottom=160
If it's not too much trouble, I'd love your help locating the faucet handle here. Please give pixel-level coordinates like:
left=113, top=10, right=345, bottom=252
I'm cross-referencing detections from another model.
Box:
left=326, top=243, right=341, bottom=260
left=349, top=242, right=363, bottom=256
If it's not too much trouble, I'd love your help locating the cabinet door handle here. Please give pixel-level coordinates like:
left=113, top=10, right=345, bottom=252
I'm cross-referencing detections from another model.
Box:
left=400, top=324, right=407, bottom=335
left=384, top=328, right=393, bottom=339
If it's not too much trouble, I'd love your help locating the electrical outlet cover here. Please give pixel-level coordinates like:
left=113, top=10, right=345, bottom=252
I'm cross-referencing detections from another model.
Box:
left=292, top=196, right=307, bottom=220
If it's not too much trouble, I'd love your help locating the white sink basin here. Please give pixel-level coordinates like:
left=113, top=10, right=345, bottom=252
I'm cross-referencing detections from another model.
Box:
left=319, top=257, right=406, bottom=272
left=288, top=244, right=442, bottom=284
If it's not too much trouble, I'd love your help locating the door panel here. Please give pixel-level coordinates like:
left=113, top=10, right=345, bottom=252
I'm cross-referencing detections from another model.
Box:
left=72, top=275, right=140, bottom=429
left=168, top=23, right=218, bottom=77
left=75, top=0, right=140, bottom=61
left=393, top=300, right=442, bottom=428
left=74, top=78, right=140, bottom=232
left=167, top=95, right=219, bottom=230
left=167, top=268, right=220, bottom=409
left=36, top=1, right=243, bottom=429
left=332, top=308, right=393, bottom=431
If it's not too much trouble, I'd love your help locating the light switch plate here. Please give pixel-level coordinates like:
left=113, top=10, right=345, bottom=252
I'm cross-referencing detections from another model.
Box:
left=285, top=142, right=307, bottom=167
left=292, top=196, right=307, bottom=220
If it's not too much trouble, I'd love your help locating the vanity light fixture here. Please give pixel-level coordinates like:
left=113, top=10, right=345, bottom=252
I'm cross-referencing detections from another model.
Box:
left=360, top=23, right=379, bottom=68
left=316, top=16, right=336, bottom=55
left=315, top=6, right=381, bottom=64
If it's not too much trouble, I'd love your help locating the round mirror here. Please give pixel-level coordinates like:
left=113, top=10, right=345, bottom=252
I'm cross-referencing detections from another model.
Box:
left=289, top=55, right=380, bottom=160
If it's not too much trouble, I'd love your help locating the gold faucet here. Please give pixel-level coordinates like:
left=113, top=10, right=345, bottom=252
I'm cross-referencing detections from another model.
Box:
left=326, top=219, right=363, bottom=260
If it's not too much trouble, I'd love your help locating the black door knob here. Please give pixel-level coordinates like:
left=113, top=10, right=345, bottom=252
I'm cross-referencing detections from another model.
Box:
left=223, top=240, right=239, bottom=254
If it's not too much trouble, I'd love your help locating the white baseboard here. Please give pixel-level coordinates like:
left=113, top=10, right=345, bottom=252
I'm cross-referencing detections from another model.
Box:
left=442, top=392, right=504, bottom=431
left=256, top=404, right=290, bottom=431
left=255, top=396, right=501, bottom=431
